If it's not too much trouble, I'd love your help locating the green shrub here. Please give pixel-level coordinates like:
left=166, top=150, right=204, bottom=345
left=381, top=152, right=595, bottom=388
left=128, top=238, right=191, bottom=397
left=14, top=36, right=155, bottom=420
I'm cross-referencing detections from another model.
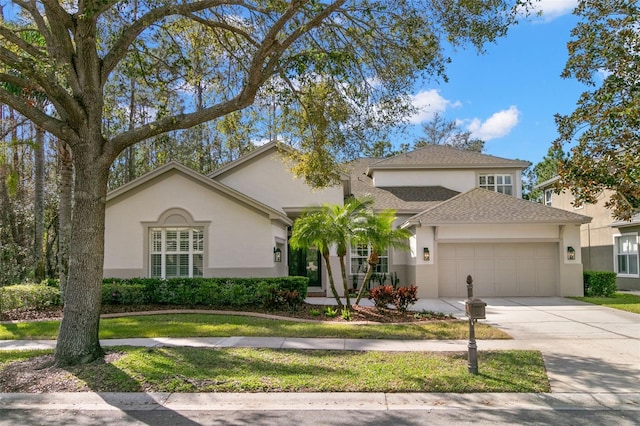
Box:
left=102, top=282, right=148, bottom=305
left=101, top=276, right=308, bottom=308
left=323, top=306, right=338, bottom=318
left=341, top=307, right=351, bottom=321
left=583, top=271, right=617, bottom=297
left=0, top=283, right=60, bottom=312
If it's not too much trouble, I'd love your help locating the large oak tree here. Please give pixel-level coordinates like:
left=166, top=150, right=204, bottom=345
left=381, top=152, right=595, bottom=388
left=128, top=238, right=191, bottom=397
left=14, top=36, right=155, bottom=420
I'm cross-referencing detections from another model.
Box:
left=0, top=0, right=532, bottom=365
left=554, top=0, right=640, bottom=220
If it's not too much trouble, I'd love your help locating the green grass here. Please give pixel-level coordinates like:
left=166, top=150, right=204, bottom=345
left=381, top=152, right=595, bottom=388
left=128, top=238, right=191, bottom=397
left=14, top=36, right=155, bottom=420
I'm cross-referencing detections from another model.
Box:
left=0, top=313, right=510, bottom=341
left=571, top=292, right=640, bottom=314
left=0, top=347, right=549, bottom=393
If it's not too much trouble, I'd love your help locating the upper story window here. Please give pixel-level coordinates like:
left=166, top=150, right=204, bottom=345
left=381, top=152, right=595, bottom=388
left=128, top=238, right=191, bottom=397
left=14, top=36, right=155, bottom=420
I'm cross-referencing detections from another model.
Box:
left=350, top=243, right=388, bottom=275
left=479, top=174, right=513, bottom=195
left=614, top=233, right=639, bottom=277
left=544, top=189, right=553, bottom=206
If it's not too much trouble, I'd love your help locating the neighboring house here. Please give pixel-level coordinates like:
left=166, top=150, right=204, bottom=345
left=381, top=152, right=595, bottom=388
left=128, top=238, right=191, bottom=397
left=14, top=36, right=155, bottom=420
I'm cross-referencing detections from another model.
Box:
left=537, top=177, right=640, bottom=290
left=104, top=142, right=591, bottom=298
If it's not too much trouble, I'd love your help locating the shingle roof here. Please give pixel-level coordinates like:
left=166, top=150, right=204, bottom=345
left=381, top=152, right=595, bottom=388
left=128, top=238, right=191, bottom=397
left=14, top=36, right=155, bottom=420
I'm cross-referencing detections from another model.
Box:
left=367, top=145, right=530, bottom=174
left=347, top=158, right=459, bottom=212
left=403, top=188, right=592, bottom=226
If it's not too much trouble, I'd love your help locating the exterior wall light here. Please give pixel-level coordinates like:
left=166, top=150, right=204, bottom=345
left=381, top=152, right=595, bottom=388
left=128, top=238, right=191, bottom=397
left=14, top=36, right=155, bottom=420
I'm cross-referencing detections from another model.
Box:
left=274, top=247, right=282, bottom=262
left=567, top=246, right=576, bottom=260
left=423, top=247, right=430, bottom=261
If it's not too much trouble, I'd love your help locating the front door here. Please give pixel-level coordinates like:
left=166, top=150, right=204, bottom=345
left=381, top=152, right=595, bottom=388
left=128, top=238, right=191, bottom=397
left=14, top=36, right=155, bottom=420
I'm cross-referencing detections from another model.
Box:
left=288, top=247, right=321, bottom=287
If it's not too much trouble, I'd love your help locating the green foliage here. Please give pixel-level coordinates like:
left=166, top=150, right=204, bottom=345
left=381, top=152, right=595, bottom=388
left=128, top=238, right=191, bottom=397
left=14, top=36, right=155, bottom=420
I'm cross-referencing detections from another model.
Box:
left=102, top=283, right=148, bottom=306
left=100, top=277, right=308, bottom=309
left=309, top=308, right=321, bottom=317
left=583, top=271, right=617, bottom=297
left=340, top=307, right=352, bottom=321
left=414, top=112, right=484, bottom=152
left=571, top=292, right=640, bottom=315
left=554, top=1, right=640, bottom=220
left=0, top=283, right=60, bottom=312
left=323, top=306, right=338, bottom=318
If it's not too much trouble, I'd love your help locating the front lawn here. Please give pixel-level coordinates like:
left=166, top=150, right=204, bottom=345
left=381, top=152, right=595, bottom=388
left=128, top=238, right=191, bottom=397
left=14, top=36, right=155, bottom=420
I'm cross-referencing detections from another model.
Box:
left=0, top=348, right=549, bottom=393
left=571, top=292, right=640, bottom=314
left=0, top=313, right=510, bottom=340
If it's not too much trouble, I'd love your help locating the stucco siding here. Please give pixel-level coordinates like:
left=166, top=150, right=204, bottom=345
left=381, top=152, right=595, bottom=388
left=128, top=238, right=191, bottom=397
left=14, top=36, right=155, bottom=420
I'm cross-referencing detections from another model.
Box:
left=372, top=169, right=476, bottom=192
left=215, top=150, right=343, bottom=212
left=105, top=171, right=285, bottom=277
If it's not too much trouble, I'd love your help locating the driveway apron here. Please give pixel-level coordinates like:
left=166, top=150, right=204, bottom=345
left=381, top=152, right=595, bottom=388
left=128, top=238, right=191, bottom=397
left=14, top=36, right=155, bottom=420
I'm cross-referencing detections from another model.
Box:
left=458, top=297, right=640, bottom=393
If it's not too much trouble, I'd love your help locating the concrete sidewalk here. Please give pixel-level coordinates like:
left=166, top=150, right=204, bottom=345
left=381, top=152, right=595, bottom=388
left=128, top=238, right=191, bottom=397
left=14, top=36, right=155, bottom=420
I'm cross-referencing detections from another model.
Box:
left=1, top=391, right=639, bottom=412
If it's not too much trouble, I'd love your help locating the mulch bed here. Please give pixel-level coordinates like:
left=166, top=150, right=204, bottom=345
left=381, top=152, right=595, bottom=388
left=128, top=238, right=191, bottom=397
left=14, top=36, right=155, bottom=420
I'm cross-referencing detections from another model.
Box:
left=1, top=302, right=452, bottom=323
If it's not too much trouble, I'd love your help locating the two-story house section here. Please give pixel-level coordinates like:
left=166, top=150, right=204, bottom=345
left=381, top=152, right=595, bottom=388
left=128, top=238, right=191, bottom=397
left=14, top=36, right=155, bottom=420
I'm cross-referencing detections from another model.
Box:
left=104, top=142, right=591, bottom=299
left=350, top=145, right=591, bottom=298
left=537, top=177, right=640, bottom=291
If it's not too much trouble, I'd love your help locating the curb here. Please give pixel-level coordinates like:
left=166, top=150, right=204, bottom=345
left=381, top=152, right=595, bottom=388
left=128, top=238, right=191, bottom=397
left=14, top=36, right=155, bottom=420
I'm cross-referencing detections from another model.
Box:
left=1, top=392, right=638, bottom=411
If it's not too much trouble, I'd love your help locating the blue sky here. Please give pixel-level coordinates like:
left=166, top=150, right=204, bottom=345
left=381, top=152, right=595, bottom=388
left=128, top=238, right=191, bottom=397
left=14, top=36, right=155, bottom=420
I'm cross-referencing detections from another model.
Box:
left=401, top=0, right=586, bottom=167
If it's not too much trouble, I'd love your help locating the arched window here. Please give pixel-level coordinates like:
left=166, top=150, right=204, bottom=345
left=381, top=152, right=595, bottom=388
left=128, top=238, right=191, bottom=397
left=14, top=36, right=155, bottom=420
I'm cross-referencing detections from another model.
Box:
left=145, top=209, right=208, bottom=278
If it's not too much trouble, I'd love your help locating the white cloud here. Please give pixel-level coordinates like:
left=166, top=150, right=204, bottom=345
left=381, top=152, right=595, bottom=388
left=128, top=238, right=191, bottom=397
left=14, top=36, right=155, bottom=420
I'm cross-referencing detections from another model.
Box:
left=466, top=106, right=520, bottom=141
left=409, top=89, right=461, bottom=124
left=531, top=0, right=578, bottom=22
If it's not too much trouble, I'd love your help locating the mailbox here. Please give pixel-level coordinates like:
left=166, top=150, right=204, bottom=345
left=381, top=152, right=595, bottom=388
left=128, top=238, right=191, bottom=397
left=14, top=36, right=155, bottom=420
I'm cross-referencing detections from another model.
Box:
left=465, top=298, right=487, bottom=319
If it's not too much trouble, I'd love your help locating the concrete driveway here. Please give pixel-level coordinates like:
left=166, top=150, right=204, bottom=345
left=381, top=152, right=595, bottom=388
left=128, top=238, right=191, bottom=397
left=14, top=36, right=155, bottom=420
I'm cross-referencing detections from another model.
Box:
left=425, top=297, right=640, bottom=393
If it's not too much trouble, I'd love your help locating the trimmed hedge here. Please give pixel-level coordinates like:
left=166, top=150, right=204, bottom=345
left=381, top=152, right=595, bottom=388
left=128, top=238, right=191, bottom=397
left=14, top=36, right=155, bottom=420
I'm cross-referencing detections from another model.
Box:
left=1, top=277, right=308, bottom=312
left=583, top=271, right=617, bottom=297
left=0, top=283, right=60, bottom=312
left=101, top=276, right=309, bottom=309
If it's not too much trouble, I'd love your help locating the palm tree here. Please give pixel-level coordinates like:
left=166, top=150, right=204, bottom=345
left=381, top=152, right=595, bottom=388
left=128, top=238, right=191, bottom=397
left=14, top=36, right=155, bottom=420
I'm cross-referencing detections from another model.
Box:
left=290, top=208, right=342, bottom=308
left=290, top=198, right=373, bottom=308
left=353, top=209, right=411, bottom=306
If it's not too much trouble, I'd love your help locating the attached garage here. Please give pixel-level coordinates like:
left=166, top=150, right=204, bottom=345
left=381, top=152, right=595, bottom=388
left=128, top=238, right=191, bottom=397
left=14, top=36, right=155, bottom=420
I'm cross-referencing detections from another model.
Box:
left=438, top=243, right=560, bottom=297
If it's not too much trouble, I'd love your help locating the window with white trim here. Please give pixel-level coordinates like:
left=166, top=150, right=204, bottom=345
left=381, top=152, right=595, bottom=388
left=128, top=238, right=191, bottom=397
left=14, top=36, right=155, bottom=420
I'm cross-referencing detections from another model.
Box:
left=150, top=227, right=204, bottom=278
left=544, top=189, right=553, bottom=206
left=350, top=243, right=388, bottom=274
left=479, top=174, right=513, bottom=195
left=615, top=234, right=639, bottom=277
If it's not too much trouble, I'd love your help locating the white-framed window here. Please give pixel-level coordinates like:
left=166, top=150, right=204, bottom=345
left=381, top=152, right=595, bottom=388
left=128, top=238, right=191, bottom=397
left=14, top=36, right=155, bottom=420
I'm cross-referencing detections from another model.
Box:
left=150, top=227, right=204, bottom=278
left=614, top=233, right=639, bottom=277
left=544, top=189, right=553, bottom=206
left=350, top=243, right=388, bottom=274
left=479, top=174, right=513, bottom=195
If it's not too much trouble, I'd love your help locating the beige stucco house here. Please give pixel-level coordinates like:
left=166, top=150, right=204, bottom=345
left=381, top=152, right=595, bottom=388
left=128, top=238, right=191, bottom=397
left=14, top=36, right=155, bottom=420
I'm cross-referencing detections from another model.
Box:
left=537, top=177, right=640, bottom=290
left=104, top=142, right=591, bottom=298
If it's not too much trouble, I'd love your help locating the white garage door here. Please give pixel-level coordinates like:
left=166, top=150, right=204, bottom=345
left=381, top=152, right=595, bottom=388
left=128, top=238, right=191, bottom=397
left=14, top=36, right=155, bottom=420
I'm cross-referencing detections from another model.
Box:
left=438, top=243, right=559, bottom=297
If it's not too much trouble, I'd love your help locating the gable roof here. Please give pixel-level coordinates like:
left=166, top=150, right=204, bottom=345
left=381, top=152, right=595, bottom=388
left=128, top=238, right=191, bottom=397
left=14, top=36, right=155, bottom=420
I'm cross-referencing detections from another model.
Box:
left=208, top=140, right=350, bottom=183
left=402, top=188, right=592, bottom=227
left=347, top=158, right=459, bottom=213
left=367, top=145, right=530, bottom=175
left=107, top=161, right=292, bottom=226
left=207, top=141, right=290, bottom=179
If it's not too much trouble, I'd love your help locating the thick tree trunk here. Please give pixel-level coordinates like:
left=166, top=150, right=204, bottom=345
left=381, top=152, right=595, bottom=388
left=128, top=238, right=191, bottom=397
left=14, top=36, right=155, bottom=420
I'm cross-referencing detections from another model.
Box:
left=54, top=146, right=109, bottom=366
left=57, top=140, right=73, bottom=302
left=34, top=125, right=45, bottom=281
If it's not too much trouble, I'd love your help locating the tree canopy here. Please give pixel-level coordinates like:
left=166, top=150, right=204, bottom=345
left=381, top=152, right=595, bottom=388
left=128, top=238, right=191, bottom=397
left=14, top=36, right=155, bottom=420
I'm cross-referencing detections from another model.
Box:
left=414, top=112, right=485, bottom=152
left=554, top=0, right=640, bottom=220
left=0, top=0, right=533, bottom=366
